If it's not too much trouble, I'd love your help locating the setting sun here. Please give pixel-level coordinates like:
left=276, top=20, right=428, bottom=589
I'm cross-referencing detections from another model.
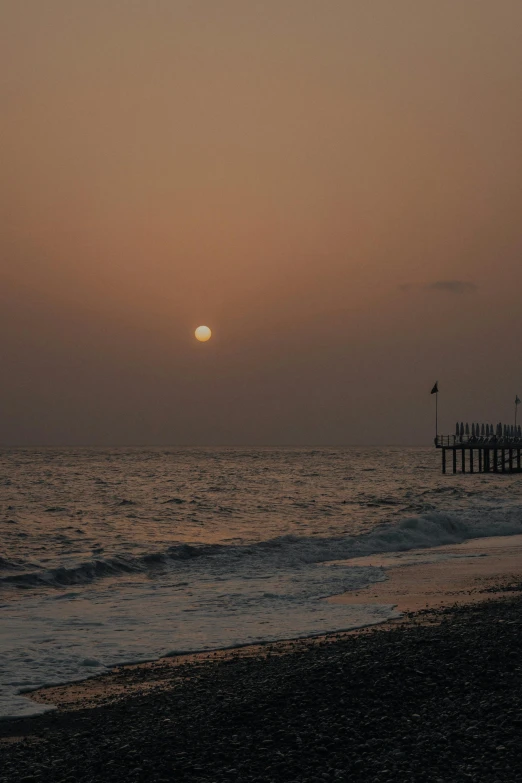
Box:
left=195, top=325, right=212, bottom=342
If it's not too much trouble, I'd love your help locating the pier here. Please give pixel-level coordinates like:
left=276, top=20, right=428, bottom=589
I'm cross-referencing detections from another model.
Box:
left=435, top=423, right=522, bottom=474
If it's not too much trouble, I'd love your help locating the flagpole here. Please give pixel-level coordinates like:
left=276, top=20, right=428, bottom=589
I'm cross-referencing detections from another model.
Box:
left=430, top=382, right=439, bottom=443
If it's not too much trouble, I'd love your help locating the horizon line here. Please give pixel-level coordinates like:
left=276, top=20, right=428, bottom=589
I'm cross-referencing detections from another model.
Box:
left=0, top=443, right=433, bottom=449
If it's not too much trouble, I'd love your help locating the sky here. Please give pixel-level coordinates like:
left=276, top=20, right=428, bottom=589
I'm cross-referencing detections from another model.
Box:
left=2, top=1, right=522, bottom=446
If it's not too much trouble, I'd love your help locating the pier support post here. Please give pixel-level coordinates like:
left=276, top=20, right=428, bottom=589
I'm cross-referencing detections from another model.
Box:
left=502, top=450, right=506, bottom=473
left=461, top=449, right=466, bottom=473
left=442, top=448, right=446, bottom=474
left=469, top=449, right=474, bottom=473
left=509, top=449, right=513, bottom=472
left=478, top=449, right=483, bottom=472
left=494, top=450, right=498, bottom=472
left=452, top=449, right=457, bottom=474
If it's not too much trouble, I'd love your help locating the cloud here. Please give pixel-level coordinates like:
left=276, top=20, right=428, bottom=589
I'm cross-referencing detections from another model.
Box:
left=426, top=280, right=478, bottom=294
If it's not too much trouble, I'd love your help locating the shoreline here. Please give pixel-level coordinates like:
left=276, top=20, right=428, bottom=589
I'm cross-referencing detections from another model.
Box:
left=6, top=533, right=522, bottom=720
left=2, top=534, right=522, bottom=780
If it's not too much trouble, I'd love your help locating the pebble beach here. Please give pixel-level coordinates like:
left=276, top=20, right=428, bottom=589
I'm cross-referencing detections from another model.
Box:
left=1, top=583, right=522, bottom=783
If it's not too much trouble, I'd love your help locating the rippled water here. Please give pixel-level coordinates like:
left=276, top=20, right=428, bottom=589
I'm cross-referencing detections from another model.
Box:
left=1, top=446, right=522, bottom=718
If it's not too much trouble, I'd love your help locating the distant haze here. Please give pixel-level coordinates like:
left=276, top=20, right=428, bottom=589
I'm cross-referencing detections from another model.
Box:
left=2, top=1, right=522, bottom=445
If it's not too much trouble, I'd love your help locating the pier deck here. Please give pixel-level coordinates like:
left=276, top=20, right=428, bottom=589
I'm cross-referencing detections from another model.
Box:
left=435, top=434, right=522, bottom=474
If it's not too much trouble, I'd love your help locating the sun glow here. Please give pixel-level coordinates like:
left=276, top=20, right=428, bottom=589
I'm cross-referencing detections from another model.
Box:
left=195, top=325, right=212, bottom=342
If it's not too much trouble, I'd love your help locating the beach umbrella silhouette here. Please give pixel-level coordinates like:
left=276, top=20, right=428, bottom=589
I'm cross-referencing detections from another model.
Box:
left=486, top=424, right=489, bottom=436
left=481, top=423, right=485, bottom=437
left=460, top=422, right=464, bottom=439
left=471, top=423, right=475, bottom=437
left=465, top=423, right=469, bottom=435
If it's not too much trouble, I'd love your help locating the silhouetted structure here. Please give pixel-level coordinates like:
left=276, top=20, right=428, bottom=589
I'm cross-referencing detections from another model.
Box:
left=435, top=422, right=522, bottom=474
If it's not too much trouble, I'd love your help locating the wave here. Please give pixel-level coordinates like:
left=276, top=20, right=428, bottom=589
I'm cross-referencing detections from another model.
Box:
left=2, top=507, right=522, bottom=590
left=0, top=544, right=227, bottom=589
left=0, top=556, right=27, bottom=571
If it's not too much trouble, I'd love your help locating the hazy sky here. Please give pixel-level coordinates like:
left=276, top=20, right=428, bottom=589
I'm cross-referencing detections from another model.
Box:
left=2, top=1, right=522, bottom=445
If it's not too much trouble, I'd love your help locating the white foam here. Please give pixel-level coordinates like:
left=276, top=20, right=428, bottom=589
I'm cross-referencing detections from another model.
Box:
left=0, top=562, right=396, bottom=719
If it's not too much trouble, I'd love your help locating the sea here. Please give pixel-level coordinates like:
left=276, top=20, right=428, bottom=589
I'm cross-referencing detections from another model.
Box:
left=2, top=446, right=522, bottom=720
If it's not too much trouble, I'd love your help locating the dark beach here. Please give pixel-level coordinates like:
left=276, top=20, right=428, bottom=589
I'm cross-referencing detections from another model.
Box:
left=1, top=584, right=522, bottom=783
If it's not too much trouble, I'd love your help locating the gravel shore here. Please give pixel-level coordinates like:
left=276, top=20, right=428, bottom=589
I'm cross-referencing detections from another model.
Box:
left=1, top=589, right=521, bottom=783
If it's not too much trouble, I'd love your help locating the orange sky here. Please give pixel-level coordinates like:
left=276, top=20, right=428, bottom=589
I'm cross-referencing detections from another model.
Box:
left=2, top=1, right=522, bottom=445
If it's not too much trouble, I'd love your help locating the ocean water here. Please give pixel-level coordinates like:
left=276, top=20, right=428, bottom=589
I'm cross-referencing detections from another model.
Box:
left=2, top=446, right=522, bottom=719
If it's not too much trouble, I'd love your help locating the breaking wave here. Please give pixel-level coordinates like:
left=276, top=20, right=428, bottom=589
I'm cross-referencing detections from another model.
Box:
left=3, top=507, right=522, bottom=590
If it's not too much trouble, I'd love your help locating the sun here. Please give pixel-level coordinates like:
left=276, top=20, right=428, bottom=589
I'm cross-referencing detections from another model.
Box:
left=195, top=325, right=212, bottom=342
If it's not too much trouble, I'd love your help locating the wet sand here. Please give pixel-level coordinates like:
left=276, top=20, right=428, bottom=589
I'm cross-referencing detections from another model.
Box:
left=327, top=533, right=522, bottom=612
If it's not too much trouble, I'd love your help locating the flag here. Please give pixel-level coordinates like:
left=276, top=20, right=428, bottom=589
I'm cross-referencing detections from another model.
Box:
left=430, top=382, right=438, bottom=395
left=516, top=396, right=521, bottom=406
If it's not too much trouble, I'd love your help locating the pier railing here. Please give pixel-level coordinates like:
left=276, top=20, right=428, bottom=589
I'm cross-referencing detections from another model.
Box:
left=435, top=434, right=522, bottom=448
